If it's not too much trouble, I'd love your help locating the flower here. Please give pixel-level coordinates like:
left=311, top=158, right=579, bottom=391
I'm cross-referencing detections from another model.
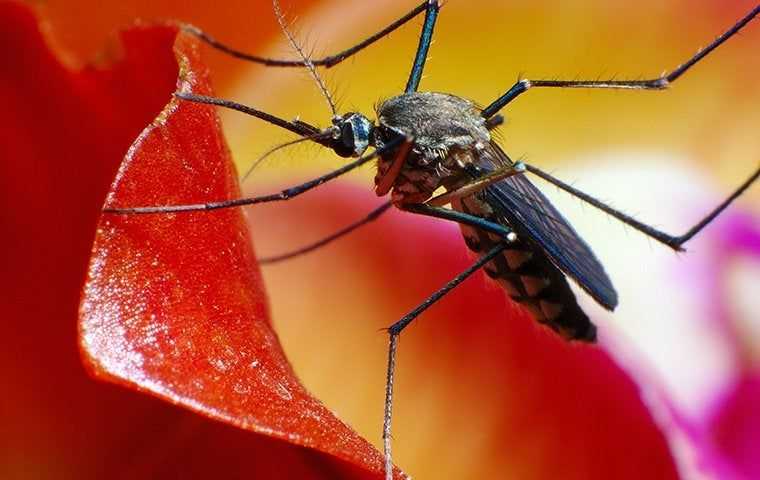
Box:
left=3, top=0, right=759, bottom=479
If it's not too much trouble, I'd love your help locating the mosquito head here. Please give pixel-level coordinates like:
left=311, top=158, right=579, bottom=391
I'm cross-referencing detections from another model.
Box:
left=331, top=112, right=375, bottom=158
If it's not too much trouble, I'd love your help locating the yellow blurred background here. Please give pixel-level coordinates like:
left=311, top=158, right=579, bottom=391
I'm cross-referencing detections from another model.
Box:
left=35, top=0, right=760, bottom=184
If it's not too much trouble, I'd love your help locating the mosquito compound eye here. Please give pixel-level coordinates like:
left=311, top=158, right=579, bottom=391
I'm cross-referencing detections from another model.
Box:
left=350, top=115, right=373, bottom=156
left=333, top=113, right=373, bottom=158
left=339, top=121, right=357, bottom=156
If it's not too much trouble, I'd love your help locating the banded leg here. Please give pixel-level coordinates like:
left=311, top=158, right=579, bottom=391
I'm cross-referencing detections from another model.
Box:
left=481, top=5, right=760, bottom=118
left=524, top=162, right=760, bottom=251
left=103, top=136, right=409, bottom=214
left=382, top=241, right=509, bottom=480
left=183, top=0, right=437, bottom=68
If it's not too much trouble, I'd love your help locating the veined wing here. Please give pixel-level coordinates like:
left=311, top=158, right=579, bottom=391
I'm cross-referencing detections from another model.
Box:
left=477, top=143, right=618, bottom=310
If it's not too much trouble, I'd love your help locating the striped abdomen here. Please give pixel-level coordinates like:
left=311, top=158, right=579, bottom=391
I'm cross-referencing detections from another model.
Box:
left=452, top=196, right=597, bottom=342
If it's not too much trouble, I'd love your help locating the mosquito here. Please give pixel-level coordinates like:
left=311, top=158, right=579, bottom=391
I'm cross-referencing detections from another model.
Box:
left=104, top=1, right=760, bottom=478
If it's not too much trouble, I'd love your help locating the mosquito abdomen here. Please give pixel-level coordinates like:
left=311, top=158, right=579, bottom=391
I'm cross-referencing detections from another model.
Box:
left=455, top=197, right=597, bottom=342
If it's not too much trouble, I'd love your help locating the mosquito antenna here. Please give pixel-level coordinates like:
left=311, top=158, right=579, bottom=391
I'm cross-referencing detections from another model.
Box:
left=241, top=131, right=333, bottom=183
left=272, top=0, right=339, bottom=118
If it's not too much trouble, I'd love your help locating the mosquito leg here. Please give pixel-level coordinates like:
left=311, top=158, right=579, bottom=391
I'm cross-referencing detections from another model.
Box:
left=401, top=203, right=517, bottom=241
left=524, top=162, right=760, bottom=251
left=103, top=136, right=409, bottom=215
left=182, top=1, right=434, bottom=68
left=259, top=198, right=519, bottom=265
left=426, top=162, right=526, bottom=207
left=405, top=0, right=441, bottom=93
left=481, top=5, right=760, bottom=118
left=258, top=201, right=393, bottom=264
left=174, top=92, right=327, bottom=141
left=382, top=241, right=508, bottom=480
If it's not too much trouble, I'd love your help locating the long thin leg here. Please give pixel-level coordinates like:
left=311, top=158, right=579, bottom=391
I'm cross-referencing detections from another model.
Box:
left=405, top=0, right=440, bottom=93
left=258, top=201, right=393, bottom=264
left=382, top=241, right=509, bottom=480
left=103, top=136, right=409, bottom=214
left=260, top=199, right=519, bottom=264
left=174, top=92, right=329, bottom=142
left=183, top=1, right=434, bottom=68
left=402, top=203, right=517, bottom=242
left=481, top=5, right=760, bottom=118
left=524, top=162, right=760, bottom=251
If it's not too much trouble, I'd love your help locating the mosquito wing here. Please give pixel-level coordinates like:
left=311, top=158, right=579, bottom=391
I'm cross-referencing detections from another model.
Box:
left=478, top=143, right=618, bottom=310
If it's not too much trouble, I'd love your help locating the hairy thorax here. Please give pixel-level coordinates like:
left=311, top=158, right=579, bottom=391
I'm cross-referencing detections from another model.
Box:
left=374, top=92, right=491, bottom=204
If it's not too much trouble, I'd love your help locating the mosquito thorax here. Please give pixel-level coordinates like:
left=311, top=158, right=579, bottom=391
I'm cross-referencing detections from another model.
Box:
left=330, top=112, right=375, bottom=158
left=374, top=92, right=492, bottom=202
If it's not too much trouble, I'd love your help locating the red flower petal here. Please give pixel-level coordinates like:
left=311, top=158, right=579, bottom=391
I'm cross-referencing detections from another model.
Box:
left=1, top=2, right=395, bottom=477
left=80, top=23, right=393, bottom=478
